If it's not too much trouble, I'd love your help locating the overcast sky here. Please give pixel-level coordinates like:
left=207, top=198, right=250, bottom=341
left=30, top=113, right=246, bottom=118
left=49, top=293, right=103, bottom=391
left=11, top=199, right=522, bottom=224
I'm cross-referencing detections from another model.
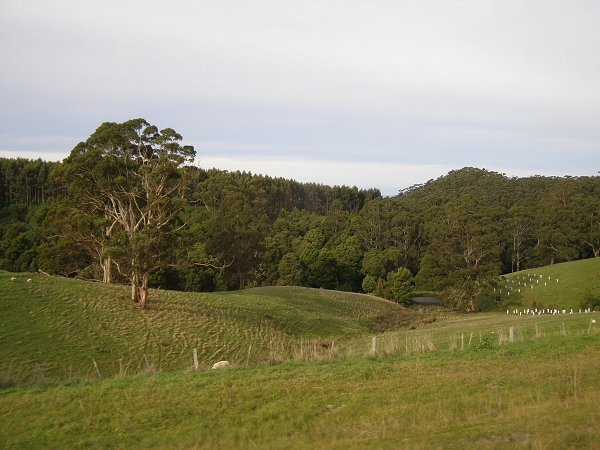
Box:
left=1, top=1, right=598, bottom=196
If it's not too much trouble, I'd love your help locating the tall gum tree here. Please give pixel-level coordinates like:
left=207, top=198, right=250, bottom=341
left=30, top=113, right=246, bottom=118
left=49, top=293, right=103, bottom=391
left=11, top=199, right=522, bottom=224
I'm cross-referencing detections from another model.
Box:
left=62, top=119, right=195, bottom=308
left=200, top=175, right=269, bottom=290
left=428, top=195, right=501, bottom=311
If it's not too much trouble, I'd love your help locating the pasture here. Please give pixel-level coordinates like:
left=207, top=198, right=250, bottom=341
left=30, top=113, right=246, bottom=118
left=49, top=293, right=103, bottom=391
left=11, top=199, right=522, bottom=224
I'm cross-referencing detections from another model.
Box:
left=1, top=261, right=600, bottom=449
left=0, top=271, right=421, bottom=383
left=487, top=257, right=600, bottom=311
left=1, top=317, right=599, bottom=449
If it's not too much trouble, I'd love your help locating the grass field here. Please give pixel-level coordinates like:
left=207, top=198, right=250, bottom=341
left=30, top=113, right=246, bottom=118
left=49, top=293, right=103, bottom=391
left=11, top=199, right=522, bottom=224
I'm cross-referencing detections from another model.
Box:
left=485, top=257, right=600, bottom=311
left=1, top=319, right=599, bottom=449
left=0, top=271, right=420, bottom=383
left=1, top=260, right=600, bottom=449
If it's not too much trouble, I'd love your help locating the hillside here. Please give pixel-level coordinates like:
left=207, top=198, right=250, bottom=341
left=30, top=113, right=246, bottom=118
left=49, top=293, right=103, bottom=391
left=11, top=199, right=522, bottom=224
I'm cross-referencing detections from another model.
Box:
left=3, top=267, right=600, bottom=448
left=2, top=312, right=599, bottom=449
left=3, top=159, right=600, bottom=310
left=3, top=259, right=600, bottom=383
left=489, top=258, right=600, bottom=311
left=0, top=271, right=415, bottom=383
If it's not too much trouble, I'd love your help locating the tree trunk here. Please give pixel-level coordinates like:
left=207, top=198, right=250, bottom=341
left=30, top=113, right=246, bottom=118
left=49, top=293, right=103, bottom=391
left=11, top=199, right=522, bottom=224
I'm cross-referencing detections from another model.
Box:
left=132, top=271, right=141, bottom=303
left=102, top=220, right=113, bottom=283
left=467, top=298, right=475, bottom=312
left=131, top=270, right=149, bottom=309
left=139, top=272, right=149, bottom=309
left=238, top=266, right=245, bottom=290
left=101, top=256, right=112, bottom=283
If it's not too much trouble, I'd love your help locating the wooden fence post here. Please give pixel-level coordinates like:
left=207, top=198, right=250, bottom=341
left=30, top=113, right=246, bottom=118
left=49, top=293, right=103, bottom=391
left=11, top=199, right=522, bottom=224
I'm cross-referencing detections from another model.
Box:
left=92, top=359, right=102, bottom=380
left=193, top=348, right=199, bottom=371
left=509, top=326, right=515, bottom=343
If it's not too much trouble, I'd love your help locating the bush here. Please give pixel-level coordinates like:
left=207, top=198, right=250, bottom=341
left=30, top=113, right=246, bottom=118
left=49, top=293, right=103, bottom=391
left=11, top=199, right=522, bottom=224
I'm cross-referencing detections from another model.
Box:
left=472, top=334, right=495, bottom=352
left=362, top=275, right=376, bottom=294
left=580, top=290, right=600, bottom=310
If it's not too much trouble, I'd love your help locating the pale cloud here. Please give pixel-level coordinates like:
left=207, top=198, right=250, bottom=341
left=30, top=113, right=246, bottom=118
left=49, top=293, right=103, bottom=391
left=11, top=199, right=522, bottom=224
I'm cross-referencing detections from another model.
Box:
left=196, top=155, right=457, bottom=196
left=0, top=149, right=69, bottom=162
left=1, top=0, right=598, bottom=195
left=196, top=156, right=566, bottom=197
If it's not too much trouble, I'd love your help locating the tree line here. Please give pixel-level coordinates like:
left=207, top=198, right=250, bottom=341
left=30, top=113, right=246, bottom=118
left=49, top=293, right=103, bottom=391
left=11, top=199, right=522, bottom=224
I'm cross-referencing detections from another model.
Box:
left=1, top=119, right=599, bottom=310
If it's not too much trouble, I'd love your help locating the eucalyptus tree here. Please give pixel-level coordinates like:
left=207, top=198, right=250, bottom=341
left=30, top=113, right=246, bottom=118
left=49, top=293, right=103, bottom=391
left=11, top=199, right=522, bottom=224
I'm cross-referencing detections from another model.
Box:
left=262, top=208, right=313, bottom=285
left=583, top=197, right=600, bottom=258
left=200, top=174, right=270, bottom=290
left=534, top=178, right=583, bottom=265
left=61, top=119, right=195, bottom=308
left=387, top=203, right=422, bottom=273
left=41, top=199, right=114, bottom=281
left=504, top=202, right=535, bottom=272
left=355, top=198, right=392, bottom=250
left=428, top=195, right=501, bottom=311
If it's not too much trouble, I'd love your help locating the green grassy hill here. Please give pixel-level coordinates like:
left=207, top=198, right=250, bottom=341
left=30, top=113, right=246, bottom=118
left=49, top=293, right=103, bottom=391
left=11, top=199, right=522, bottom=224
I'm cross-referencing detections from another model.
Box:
left=2, top=313, right=599, bottom=449
left=2, top=268, right=600, bottom=448
left=3, top=259, right=600, bottom=383
left=0, top=271, right=414, bottom=383
left=487, top=258, right=600, bottom=311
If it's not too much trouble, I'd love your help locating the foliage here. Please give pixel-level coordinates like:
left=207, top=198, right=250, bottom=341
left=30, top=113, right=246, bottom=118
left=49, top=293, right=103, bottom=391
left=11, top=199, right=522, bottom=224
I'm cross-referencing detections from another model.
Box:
left=389, top=267, right=415, bottom=305
left=0, top=157, right=60, bottom=206
left=361, top=274, right=376, bottom=293
left=580, top=289, right=600, bottom=310
left=427, top=195, right=501, bottom=311
left=3, top=155, right=600, bottom=311
left=57, top=119, right=196, bottom=308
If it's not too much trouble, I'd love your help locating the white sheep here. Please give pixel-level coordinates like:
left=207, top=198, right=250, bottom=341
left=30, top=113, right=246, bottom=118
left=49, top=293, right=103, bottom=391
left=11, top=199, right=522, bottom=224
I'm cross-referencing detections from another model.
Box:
left=26, top=279, right=32, bottom=283
left=212, top=361, right=230, bottom=370
left=10, top=277, right=16, bottom=281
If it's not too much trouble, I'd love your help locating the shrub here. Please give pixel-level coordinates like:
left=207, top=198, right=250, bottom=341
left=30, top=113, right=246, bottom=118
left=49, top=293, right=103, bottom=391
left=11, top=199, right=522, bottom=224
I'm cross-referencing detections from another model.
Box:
left=580, top=290, right=600, bottom=310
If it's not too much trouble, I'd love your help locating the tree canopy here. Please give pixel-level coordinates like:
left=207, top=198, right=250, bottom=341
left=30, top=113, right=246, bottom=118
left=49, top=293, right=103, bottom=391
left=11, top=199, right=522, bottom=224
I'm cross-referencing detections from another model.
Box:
left=56, top=119, right=196, bottom=308
left=2, top=144, right=600, bottom=312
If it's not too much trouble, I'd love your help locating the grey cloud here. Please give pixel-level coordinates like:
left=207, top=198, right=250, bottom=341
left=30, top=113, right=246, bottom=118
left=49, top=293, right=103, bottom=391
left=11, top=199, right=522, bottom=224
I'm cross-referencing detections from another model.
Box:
left=0, top=0, right=598, bottom=193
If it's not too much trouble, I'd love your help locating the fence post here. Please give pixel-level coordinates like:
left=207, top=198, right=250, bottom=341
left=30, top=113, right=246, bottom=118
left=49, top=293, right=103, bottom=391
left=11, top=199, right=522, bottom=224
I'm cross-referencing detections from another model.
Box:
left=193, top=348, right=198, bottom=370
left=509, top=326, right=515, bottom=343
left=92, top=359, right=102, bottom=380
left=371, top=336, right=377, bottom=356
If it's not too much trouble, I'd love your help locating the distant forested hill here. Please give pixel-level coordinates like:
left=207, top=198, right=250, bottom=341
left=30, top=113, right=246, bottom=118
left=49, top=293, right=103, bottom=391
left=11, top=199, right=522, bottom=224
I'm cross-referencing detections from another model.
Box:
left=1, top=154, right=599, bottom=311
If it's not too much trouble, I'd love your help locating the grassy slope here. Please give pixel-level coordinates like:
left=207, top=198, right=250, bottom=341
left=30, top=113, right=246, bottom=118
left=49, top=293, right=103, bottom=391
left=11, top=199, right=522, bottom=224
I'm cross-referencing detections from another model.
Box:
left=2, top=264, right=600, bottom=448
left=484, top=257, right=600, bottom=311
left=1, top=320, right=599, bottom=449
left=0, top=272, right=409, bottom=382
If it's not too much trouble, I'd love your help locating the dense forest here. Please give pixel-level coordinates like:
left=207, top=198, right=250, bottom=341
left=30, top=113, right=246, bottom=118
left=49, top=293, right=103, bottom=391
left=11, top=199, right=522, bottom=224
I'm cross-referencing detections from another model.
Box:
left=2, top=120, right=599, bottom=311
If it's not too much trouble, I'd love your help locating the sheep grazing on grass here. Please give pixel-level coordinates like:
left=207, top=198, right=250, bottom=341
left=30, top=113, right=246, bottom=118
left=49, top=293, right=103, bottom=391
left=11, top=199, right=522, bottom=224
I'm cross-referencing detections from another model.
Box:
left=212, top=361, right=230, bottom=370
left=10, top=277, right=16, bottom=281
left=26, top=279, right=32, bottom=283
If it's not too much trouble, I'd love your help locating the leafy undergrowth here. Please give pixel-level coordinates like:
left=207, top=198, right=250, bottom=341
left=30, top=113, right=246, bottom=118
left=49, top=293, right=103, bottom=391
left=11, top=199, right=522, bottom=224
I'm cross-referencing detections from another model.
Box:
left=1, top=331, right=599, bottom=449
left=0, top=272, right=423, bottom=383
